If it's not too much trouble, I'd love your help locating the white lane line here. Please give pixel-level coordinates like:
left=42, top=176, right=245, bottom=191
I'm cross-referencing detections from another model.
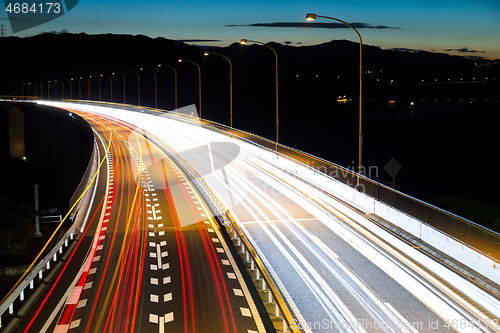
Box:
left=156, top=244, right=162, bottom=268
left=152, top=206, right=157, bottom=220
left=76, top=299, right=87, bottom=308
left=69, top=320, right=81, bottom=329
left=240, top=307, right=252, bottom=317
left=67, top=286, right=83, bottom=304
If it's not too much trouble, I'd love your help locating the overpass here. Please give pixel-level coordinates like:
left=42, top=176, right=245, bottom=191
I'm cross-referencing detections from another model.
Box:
left=1, top=100, right=499, bottom=333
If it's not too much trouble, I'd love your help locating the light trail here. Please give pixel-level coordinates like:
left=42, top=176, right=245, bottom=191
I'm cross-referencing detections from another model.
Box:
left=40, top=101, right=500, bottom=333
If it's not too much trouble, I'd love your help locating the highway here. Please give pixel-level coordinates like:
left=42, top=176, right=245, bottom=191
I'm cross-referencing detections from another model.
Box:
left=7, top=100, right=499, bottom=333
left=12, top=109, right=266, bottom=333
left=34, top=101, right=500, bottom=333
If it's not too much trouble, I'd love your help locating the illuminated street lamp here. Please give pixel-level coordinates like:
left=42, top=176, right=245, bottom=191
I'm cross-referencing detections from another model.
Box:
left=71, top=78, right=81, bottom=100
left=158, top=64, right=177, bottom=111
left=63, top=79, right=72, bottom=99
left=90, top=75, right=101, bottom=101
left=53, top=80, right=58, bottom=100
left=42, top=81, right=50, bottom=100
left=140, top=67, right=157, bottom=109
left=101, top=74, right=113, bottom=102
left=178, top=58, right=201, bottom=117
left=112, top=72, right=126, bottom=104
left=204, top=51, right=233, bottom=128
left=125, top=70, right=140, bottom=106
left=306, top=13, right=364, bottom=184
left=81, top=77, right=91, bottom=100
left=240, top=39, right=279, bottom=150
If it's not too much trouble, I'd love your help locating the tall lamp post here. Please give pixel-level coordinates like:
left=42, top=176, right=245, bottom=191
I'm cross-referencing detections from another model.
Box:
left=101, top=74, right=113, bottom=102
left=59, top=80, right=65, bottom=100
left=42, top=81, right=50, bottom=100
left=90, top=75, right=101, bottom=101
left=63, top=79, right=73, bottom=99
left=204, top=52, right=233, bottom=128
left=240, top=39, right=279, bottom=150
left=81, top=77, right=91, bottom=100
left=140, top=67, right=157, bottom=109
left=71, top=78, right=81, bottom=100
left=157, top=64, right=177, bottom=111
left=125, top=70, right=140, bottom=106
left=306, top=13, right=363, bottom=184
left=112, top=72, right=126, bottom=104
left=53, top=80, right=58, bottom=100
left=178, top=58, right=201, bottom=118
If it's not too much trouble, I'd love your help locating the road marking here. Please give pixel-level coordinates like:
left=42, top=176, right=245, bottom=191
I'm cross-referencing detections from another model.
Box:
left=221, top=260, right=230, bottom=266
left=88, top=268, right=97, bottom=275
left=164, top=293, right=172, bottom=302
left=151, top=278, right=158, bottom=285
left=151, top=264, right=158, bottom=270
left=99, top=235, right=105, bottom=240
left=149, top=232, right=155, bottom=237
left=150, top=252, right=157, bottom=258
left=207, top=228, right=214, bottom=233
left=152, top=206, right=157, bottom=220
left=97, top=245, right=103, bottom=250
left=93, top=256, right=100, bottom=262
left=160, top=241, right=167, bottom=246
left=67, top=286, right=83, bottom=304
left=216, top=248, right=224, bottom=253
left=161, top=251, right=168, bottom=257
left=227, top=272, right=236, bottom=279
left=240, top=307, right=252, bottom=317
left=149, top=314, right=158, bottom=324
left=163, top=276, right=171, bottom=284
left=69, top=320, right=81, bottom=329
left=165, top=312, right=174, bottom=323
left=233, top=289, right=244, bottom=296
left=162, top=263, right=169, bottom=270
left=76, top=299, right=87, bottom=308
left=212, top=238, right=220, bottom=242
left=84, top=282, right=92, bottom=290
left=151, top=294, right=159, bottom=303
left=159, top=231, right=165, bottom=236
left=158, top=223, right=164, bottom=227
left=150, top=242, right=156, bottom=247
left=149, top=224, right=154, bottom=228
left=156, top=244, right=162, bottom=268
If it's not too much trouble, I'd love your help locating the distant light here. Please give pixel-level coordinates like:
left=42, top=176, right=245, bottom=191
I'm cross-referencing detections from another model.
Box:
left=178, top=59, right=182, bottom=62
left=410, top=102, right=414, bottom=106
left=240, top=39, right=248, bottom=45
left=23, top=156, right=26, bottom=161
left=68, top=112, right=72, bottom=117
left=204, top=52, right=209, bottom=56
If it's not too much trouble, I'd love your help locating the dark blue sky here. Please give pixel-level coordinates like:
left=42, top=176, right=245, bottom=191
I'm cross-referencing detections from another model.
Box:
left=2, top=0, right=500, bottom=59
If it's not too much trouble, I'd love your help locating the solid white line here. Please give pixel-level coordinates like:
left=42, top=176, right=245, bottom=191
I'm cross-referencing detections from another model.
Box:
left=156, top=244, right=162, bottom=268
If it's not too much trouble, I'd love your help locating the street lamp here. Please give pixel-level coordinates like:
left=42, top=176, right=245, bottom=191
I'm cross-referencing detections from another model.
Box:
left=90, top=75, right=101, bottom=101
left=240, top=39, right=279, bottom=150
left=35, top=82, right=42, bottom=98
left=71, top=78, right=81, bottom=100
left=178, top=58, right=201, bottom=117
left=53, top=80, right=57, bottom=100
left=112, top=73, right=126, bottom=104
left=158, top=64, right=177, bottom=111
left=306, top=13, right=363, bottom=184
left=58, top=80, right=65, bottom=100
left=204, top=51, right=233, bottom=128
left=125, top=70, right=140, bottom=106
left=101, top=74, right=113, bottom=102
left=81, top=77, right=91, bottom=100
left=140, top=67, right=157, bottom=109
left=63, top=79, right=73, bottom=99
left=42, top=81, right=50, bottom=100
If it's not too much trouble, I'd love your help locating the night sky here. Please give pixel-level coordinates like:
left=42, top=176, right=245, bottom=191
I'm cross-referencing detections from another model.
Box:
left=2, top=0, right=500, bottom=60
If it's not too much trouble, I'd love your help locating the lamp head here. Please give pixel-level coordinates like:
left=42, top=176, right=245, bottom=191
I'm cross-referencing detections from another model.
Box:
left=240, top=39, right=248, bottom=45
left=100, top=74, right=103, bottom=77
left=306, top=13, right=317, bottom=21
left=204, top=52, right=209, bottom=56
left=178, top=59, right=182, bottom=63
left=140, top=68, right=144, bottom=70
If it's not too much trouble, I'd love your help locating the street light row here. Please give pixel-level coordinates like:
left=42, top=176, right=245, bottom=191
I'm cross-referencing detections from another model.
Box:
left=22, top=13, right=363, bottom=173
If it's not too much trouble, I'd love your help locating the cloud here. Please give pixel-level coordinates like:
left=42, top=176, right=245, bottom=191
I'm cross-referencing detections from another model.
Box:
left=445, top=47, right=484, bottom=54
left=226, top=22, right=400, bottom=29
left=176, top=39, right=221, bottom=43
left=389, top=47, right=423, bottom=53
left=284, top=41, right=292, bottom=44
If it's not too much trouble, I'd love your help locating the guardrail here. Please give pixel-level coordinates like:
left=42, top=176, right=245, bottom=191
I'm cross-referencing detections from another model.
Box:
left=0, top=138, right=100, bottom=330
